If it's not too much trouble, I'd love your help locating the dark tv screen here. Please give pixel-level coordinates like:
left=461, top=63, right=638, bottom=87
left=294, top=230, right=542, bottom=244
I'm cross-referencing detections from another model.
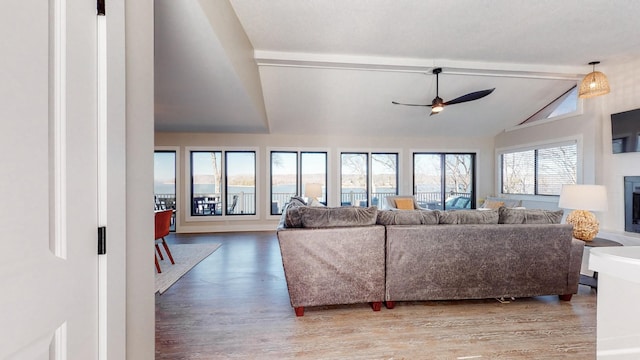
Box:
left=611, top=108, right=640, bottom=154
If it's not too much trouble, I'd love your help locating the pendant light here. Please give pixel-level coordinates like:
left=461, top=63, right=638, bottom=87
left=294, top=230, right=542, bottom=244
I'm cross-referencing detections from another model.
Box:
left=578, top=61, right=610, bottom=98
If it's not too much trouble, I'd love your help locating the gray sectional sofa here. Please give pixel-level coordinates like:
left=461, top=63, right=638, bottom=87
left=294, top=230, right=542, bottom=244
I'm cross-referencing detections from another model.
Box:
left=276, top=203, right=584, bottom=316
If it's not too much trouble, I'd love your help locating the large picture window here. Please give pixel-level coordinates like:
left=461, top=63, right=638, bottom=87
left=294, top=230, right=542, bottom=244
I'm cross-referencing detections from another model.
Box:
left=270, top=151, right=327, bottom=214
left=501, top=142, right=577, bottom=196
left=413, top=153, right=475, bottom=210
left=190, top=150, right=256, bottom=217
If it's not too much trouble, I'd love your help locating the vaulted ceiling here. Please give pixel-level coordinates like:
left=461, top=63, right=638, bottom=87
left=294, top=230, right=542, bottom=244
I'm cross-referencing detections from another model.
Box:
left=154, top=0, right=640, bottom=137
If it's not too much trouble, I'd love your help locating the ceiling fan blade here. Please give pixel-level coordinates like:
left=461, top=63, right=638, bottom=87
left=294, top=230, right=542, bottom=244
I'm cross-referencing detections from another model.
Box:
left=391, top=101, right=429, bottom=107
left=443, top=88, right=495, bottom=106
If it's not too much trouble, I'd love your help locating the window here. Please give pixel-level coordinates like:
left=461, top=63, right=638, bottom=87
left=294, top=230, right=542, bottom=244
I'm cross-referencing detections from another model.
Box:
left=154, top=150, right=176, bottom=230
left=340, top=152, right=398, bottom=207
left=270, top=151, right=327, bottom=214
left=501, top=142, right=577, bottom=196
left=413, top=153, right=475, bottom=210
left=520, top=86, right=579, bottom=125
left=225, top=151, right=256, bottom=215
left=189, top=150, right=256, bottom=217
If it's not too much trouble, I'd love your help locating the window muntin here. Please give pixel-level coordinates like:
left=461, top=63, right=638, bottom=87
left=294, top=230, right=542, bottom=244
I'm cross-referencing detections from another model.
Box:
left=270, top=151, right=327, bottom=214
left=414, top=153, right=476, bottom=210
left=501, top=143, right=577, bottom=196
left=225, top=151, right=256, bottom=215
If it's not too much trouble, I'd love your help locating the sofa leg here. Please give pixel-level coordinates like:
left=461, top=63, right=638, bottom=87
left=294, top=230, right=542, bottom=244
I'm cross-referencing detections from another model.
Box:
left=294, top=307, right=304, bottom=317
left=385, top=301, right=395, bottom=309
left=559, top=294, right=573, bottom=301
left=371, top=302, right=382, bottom=311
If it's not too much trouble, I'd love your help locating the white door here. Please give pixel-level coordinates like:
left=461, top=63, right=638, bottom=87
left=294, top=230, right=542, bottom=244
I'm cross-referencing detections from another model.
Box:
left=0, top=0, right=100, bottom=358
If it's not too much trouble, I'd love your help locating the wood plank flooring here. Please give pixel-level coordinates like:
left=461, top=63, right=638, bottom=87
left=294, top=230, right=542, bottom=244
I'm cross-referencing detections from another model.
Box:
left=156, top=231, right=596, bottom=359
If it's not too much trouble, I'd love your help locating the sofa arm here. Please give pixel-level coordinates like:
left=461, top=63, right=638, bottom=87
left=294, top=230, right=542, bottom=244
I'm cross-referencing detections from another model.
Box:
left=567, top=238, right=585, bottom=293
left=277, top=226, right=386, bottom=310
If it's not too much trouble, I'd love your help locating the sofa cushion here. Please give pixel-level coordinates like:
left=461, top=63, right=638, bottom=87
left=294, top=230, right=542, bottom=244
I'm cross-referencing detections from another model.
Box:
left=394, top=198, right=415, bottom=210
left=376, top=209, right=440, bottom=225
left=481, top=199, right=504, bottom=210
left=439, top=209, right=499, bottom=224
left=498, top=206, right=564, bottom=224
left=298, top=206, right=378, bottom=228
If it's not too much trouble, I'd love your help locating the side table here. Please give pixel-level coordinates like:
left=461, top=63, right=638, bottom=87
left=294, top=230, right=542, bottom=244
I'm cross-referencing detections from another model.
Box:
left=579, top=237, right=623, bottom=289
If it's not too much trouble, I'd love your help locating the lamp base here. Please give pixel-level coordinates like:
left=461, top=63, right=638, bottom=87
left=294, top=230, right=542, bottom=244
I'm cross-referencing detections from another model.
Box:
left=566, top=210, right=599, bottom=241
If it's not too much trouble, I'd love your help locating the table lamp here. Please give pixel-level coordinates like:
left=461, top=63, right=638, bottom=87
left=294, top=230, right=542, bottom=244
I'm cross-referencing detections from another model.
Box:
left=558, top=184, right=608, bottom=241
left=304, top=183, right=323, bottom=204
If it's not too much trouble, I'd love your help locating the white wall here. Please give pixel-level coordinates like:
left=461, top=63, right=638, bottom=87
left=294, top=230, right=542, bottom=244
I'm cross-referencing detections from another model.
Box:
left=495, top=58, right=640, bottom=246
left=155, top=132, right=495, bottom=233
left=598, top=59, right=640, bottom=246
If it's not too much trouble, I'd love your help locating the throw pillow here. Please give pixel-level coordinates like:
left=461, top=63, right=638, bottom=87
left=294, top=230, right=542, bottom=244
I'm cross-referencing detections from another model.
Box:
left=481, top=199, right=505, bottom=210
left=394, top=198, right=415, bottom=210
left=498, top=206, right=564, bottom=224
left=298, top=206, right=378, bottom=228
left=439, top=209, right=499, bottom=224
left=280, top=197, right=308, bottom=228
left=376, top=209, right=440, bottom=225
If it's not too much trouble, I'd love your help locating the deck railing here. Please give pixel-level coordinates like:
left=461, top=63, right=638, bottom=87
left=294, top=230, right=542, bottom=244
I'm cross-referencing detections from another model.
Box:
left=157, top=190, right=473, bottom=217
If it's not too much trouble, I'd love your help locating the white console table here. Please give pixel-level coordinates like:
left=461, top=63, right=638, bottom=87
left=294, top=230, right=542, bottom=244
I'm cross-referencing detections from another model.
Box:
left=589, top=246, right=640, bottom=359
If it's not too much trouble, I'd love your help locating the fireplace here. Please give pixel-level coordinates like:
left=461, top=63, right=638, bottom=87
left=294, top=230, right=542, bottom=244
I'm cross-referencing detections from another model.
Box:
left=624, top=176, right=640, bottom=233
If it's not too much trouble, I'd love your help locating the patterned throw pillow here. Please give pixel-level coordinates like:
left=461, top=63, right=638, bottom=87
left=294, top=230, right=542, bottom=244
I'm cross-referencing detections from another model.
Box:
left=394, top=198, right=415, bottom=210
left=280, top=196, right=307, bottom=228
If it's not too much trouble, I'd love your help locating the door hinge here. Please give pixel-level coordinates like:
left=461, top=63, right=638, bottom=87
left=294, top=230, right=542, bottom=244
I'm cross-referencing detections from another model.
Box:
left=98, top=226, right=106, bottom=255
left=97, top=0, right=105, bottom=16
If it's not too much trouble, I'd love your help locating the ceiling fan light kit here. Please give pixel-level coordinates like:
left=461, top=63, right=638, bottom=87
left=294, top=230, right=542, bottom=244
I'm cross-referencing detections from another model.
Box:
left=578, top=61, right=610, bottom=99
left=392, top=67, right=495, bottom=115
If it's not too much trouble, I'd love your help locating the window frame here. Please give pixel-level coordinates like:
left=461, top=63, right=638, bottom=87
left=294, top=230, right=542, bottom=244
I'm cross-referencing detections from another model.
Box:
left=339, top=151, right=400, bottom=208
left=185, top=146, right=259, bottom=222
left=412, top=152, right=477, bottom=210
left=268, top=150, right=328, bottom=215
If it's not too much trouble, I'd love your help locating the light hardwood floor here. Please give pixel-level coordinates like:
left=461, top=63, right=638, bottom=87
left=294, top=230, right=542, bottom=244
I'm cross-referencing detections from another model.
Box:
left=156, top=231, right=596, bottom=359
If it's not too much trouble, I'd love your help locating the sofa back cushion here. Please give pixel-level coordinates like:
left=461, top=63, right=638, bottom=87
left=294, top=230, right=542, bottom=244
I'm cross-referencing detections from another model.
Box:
left=498, top=206, right=563, bottom=224
left=298, top=206, right=378, bottom=228
left=376, top=209, right=440, bottom=225
left=439, top=209, right=499, bottom=224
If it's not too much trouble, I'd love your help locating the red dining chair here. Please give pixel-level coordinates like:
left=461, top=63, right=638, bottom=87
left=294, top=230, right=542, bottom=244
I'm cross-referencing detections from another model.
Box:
left=155, top=209, right=175, bottom=273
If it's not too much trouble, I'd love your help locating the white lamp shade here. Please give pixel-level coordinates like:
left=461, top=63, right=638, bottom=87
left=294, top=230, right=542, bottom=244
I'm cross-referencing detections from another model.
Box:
left=558, top=184, right=608, bottom=211
left=304, top=183, right=323, bottom=198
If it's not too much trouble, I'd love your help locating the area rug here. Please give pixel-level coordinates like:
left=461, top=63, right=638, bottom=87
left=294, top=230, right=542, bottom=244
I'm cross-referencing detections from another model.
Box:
left=155, top=243, right=221, bottom=294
